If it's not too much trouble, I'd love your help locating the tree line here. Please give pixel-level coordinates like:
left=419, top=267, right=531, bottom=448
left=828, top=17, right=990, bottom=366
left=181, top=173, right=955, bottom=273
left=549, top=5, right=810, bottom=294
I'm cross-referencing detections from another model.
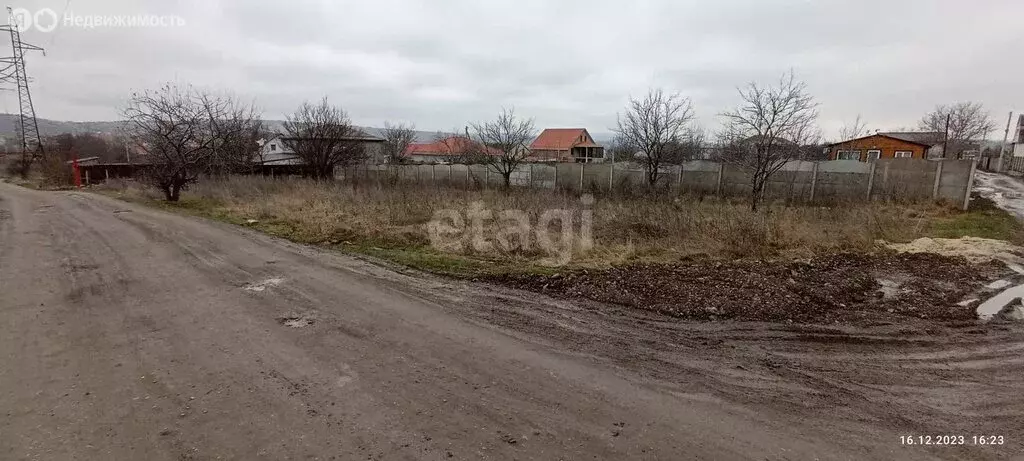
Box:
left=101, top=72, right=997, bottom=210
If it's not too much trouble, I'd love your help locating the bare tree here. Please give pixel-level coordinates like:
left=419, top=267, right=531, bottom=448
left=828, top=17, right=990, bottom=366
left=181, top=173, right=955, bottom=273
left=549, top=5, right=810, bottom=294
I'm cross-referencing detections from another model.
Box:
left=920, top=102, right=995, bottom=159
left=468, top=108, right=535, bottom=187
left=664, top=127, right=708, bottom=163
left=382, top=121, right=417, bottom=164
left=202, top=93, right=264, bottom=175
left=282, top=97, right=366, bottom=180
left=838, top=114, right=870, bottom=142
left=51, top=132, right=134, bottom=163
left=608, top=134, right=636, bottom=162
left=613, top=89, right=696, bottom=186
left=720, top=71, right=819, bottom=211
left=123, top=83, right=253, bottom=201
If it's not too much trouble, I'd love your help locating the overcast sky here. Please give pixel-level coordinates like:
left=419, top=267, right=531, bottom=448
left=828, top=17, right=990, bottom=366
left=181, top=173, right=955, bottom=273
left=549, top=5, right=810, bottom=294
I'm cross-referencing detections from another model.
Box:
left=5, top=0, right=1022, bottom=139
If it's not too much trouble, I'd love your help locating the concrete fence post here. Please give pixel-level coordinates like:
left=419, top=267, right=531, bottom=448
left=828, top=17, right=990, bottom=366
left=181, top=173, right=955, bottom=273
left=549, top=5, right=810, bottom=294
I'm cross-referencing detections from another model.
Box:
left=485, top=168, right=489, bottom=188
left=881, top=163, right=891, bottom=199
left=448, top=164, right=453, bottom=184
left=932, top=160, right=944, bottom=200
left=677, top=164, right=683, bottom=192
left=866, top=161, right=877, bottom=201
left=716, top=163, right=725, bottom=196
left=530, top=163, right=535, bottom=188
left=466, top=165, right=470, bottom=189
left=580, top=163, right=585, bottom=191
left=963, top=159, right=977, bottom=210
left=609, top=161, right=614, bottom=192
left=85, top=170, right=90, bottom=185
left=553, top=163, right=559, bottom=191
left=809, top=162, right=819, bottom=203
left=431, top=164, right=436, bottom=186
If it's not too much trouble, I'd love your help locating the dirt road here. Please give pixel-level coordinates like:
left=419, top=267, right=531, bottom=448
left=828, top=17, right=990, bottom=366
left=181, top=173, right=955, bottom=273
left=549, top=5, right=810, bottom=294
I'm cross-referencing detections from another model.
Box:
left=975, top=170, right=1024, bottom=221
left=1, top=182, right=1021, bottom=460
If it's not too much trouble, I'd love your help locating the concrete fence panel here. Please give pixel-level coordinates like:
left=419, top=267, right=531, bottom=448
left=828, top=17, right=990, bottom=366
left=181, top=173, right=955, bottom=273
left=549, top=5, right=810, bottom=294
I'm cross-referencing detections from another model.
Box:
left=937, top=160, right=974, bottom=203
left=555, top=163, right=584, bottom=191
left=530, top=164, right=557, bottom=189
left=356, top=158, right=976, bottom=209
left=582, top=164, right=612, bottom=192
left=872, top=159, right=936, bottom=202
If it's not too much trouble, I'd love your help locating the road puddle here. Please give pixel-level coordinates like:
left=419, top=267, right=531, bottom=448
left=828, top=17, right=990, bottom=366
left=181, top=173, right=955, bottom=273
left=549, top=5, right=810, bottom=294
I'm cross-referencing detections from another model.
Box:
left=243, top=277, right=284, bottom=292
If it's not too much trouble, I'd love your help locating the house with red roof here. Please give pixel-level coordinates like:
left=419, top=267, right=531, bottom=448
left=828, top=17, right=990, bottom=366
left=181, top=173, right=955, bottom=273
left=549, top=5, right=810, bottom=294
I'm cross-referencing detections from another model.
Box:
left=528, top=128, right=605, bottom=163
left=402, top=136, right=499, bottom=164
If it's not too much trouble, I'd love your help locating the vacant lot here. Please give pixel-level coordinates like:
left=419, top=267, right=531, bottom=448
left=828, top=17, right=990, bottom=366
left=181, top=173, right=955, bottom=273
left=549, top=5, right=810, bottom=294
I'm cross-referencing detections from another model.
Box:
left=101, top=177, right=1021, bottom=265
left=97, top=176, right=1023, bottom=323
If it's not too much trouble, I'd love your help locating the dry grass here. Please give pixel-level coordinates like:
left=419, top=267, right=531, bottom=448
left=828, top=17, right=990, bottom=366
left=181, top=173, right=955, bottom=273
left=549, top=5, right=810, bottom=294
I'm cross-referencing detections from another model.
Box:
left=97, top=176, right=1016, bottom=275
left=0, top=155, right=76, bottom=190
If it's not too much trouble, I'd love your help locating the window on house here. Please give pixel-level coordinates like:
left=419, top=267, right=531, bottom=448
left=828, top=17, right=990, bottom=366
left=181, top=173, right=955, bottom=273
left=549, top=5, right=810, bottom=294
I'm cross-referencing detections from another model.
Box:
left=270, top=143, right=277, bottom=151
left=837, top=150, right=862, bottom=160
left=867, top=150, right=881, bottom=161
left=894, top=151, right=912, bottom=158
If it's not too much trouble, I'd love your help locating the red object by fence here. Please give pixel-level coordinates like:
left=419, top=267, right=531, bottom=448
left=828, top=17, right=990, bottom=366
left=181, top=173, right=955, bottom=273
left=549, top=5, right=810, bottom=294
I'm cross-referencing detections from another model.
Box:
left=72, top=155, right=82, bottom=188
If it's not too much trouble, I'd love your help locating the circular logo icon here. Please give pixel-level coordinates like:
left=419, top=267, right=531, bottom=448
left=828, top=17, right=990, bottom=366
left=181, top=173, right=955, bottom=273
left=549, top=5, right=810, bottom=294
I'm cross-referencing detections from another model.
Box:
left=33, top=8, right=58, bottom=33
left=9, top=7, right=32, bottom=32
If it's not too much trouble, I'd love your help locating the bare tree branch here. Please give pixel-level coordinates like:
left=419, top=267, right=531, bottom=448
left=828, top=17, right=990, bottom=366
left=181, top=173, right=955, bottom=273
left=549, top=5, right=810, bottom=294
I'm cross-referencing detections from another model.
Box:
left=612, top=89, right=696, bottom=186
left=382, top=121, right=416, bottom=164
left=123, top=83, right=259, bottom=201
left=719, top=70, right=820, bottom=211
left=468, top=108, right=535, bottom=187
left=838, top=114, right=870, bottom=142
left=202, top=92, right=264, bottom=175
left=282, top=97, right=366, bottom=180
left=920, top=102, right=995, bottom=159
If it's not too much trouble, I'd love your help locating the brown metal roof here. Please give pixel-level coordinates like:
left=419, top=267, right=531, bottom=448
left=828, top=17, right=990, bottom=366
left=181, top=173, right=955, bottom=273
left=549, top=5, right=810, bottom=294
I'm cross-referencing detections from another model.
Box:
left=827, top=132, right=939, bottom=148
left=530, top=129, right=601, bottom=150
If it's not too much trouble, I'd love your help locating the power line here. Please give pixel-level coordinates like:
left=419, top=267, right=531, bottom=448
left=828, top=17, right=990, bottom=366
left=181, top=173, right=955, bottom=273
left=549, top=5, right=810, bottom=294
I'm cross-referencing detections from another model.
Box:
left=0, top=6, right=44, bottom=174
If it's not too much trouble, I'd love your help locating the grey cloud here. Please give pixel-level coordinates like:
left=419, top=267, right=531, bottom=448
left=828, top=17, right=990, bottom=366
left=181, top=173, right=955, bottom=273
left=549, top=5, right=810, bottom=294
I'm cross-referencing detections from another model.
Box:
left=3, top=0, right=1020, bottom=139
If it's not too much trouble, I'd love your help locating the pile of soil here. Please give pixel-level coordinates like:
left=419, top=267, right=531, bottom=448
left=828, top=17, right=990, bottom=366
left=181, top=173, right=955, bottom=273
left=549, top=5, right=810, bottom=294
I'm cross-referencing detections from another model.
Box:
left=484, top=252, right=1008, bottom=324
left=885, top=236, right=1024, bottom=265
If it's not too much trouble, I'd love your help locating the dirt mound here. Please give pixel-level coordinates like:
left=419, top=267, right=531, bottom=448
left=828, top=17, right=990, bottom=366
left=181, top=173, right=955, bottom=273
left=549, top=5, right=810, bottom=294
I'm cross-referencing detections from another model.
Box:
left=485, top=253, right=1007, bottom=324
left=885, top=236, right=1024, bottom=265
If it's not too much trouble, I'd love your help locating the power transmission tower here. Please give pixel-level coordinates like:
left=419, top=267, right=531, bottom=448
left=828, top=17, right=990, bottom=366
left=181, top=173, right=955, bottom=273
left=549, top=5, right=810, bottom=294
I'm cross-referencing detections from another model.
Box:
left=0, top=7, right=44, bottom=176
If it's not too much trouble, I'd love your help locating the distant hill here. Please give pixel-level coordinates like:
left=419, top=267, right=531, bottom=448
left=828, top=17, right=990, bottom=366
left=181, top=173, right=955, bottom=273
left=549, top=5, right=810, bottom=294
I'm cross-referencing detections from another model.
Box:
left=0, top=113, right=611, bottom=145
left=0, top=114, right=444, bottom=143
left=0, top=113, right=124, bottom=138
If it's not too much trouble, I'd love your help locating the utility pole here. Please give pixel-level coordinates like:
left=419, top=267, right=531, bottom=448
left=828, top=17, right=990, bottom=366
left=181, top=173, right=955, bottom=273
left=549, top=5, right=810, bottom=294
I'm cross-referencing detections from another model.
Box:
left=942, top=113, right=951, bottom=159
left=997, top=111, right=1013, bottom=172
left=0, top=7, right=44, bottom=177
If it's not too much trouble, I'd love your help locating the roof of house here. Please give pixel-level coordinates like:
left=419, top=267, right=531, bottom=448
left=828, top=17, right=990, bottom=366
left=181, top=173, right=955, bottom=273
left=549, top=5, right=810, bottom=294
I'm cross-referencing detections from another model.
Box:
left=65, top=156, right=100, bottom=164
left=279, top=135, right=384, bottom=143
left=738, top=135, right=796, bottom=145
left=530, top=128, right=601, bottom=150
left=267, top=130, right=384, bottom=143
left=880, top=131, right=944, bottom=146
left=826, top=132, right=941, bottom=148
left=404, top=136, right=499, bottom=157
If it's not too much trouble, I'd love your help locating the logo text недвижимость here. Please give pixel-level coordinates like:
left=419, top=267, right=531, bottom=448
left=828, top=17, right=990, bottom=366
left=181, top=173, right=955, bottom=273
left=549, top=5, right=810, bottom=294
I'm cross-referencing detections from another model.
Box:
left=9, top=8, right=186, bottom=33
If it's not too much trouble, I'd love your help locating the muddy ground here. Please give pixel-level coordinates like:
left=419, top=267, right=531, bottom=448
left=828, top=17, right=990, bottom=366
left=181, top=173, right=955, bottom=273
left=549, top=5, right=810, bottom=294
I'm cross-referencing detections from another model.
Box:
left=484, top=252, right=1012, bottom=324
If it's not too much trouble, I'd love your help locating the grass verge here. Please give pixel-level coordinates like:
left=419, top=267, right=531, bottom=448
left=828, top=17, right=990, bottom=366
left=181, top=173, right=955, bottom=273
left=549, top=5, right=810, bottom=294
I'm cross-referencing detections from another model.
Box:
left=93, top=176, right=1024, bottom=278
left=926, top=196, right=1024, bottom=243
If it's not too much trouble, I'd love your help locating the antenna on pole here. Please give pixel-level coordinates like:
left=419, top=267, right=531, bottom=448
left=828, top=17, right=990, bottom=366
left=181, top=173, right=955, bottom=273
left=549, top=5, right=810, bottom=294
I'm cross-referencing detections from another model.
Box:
left=0, top=6, right=44, bottom=177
